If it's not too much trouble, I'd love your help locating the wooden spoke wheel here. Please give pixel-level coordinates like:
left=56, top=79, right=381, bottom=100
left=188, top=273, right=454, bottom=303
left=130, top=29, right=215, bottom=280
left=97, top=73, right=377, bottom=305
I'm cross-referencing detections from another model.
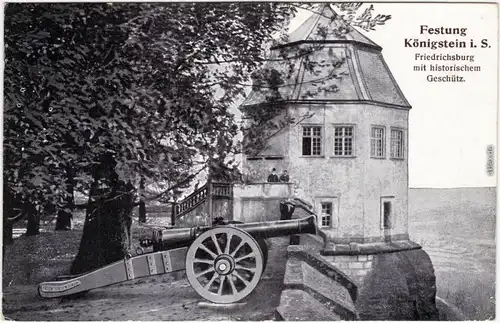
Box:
left=256, top=238, right=268, bottom=271
left=185, top=227, right=264, bottom=304
left=227, top=220, right=268, bottom=271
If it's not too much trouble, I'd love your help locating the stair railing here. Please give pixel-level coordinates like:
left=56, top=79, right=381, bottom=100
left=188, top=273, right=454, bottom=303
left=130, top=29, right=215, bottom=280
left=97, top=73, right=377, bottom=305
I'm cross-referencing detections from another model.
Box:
left=171, top=181, right=234, bottom=225
left=172, top=184, right=209, bottom=223
left=293, top=197, right=316, bottom=216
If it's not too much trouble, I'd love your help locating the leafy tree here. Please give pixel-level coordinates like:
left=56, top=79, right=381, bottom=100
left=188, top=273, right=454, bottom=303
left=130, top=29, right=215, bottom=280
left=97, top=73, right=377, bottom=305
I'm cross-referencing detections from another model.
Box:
left=3, top=2, right=390, bottom=274
left=4, top=2, right=296, bottom=273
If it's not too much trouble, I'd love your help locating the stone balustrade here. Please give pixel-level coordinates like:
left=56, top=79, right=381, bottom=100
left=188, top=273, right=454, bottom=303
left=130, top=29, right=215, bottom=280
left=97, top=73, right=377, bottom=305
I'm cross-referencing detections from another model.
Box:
left=232, top=182, right=295, bottom=222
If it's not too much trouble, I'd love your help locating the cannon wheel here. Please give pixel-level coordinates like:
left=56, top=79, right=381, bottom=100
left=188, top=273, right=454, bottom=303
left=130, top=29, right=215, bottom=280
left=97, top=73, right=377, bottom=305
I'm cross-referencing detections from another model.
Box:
left=227, top=220, right=268, bottom=272
left=256, top=239, right=268, bottom=271
left=185, top=227, right=264, bottom=304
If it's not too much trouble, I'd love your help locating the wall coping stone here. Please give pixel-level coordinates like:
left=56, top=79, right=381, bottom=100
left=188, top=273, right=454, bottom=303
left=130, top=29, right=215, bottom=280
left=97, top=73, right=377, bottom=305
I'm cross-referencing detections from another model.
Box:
left=287, top=245, right=358, bottom=303
left=284, top=259, right=358, bottom=319
left=321, top=240, right=421, bottom=256
left=319, top=229, right=411, bottom=244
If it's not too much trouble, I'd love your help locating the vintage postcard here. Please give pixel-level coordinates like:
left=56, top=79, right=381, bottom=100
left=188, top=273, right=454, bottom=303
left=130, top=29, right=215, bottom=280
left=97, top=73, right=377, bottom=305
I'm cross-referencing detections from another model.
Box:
left=2, top=2, right=497, bottom=321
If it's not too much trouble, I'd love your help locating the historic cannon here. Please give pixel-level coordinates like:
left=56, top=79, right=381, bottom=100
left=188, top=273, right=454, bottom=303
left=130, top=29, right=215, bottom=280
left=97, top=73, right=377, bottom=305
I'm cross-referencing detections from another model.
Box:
left=38, top=215, right=317, bottom=304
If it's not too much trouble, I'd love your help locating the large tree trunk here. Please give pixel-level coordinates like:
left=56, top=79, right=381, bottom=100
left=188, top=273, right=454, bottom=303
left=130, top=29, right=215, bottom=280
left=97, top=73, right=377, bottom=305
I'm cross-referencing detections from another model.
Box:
left=138, top=201, right=146, bottom=223
left=70, top=155, right=134, bottom=275
left=55, top=166, right=75, bottom=231
left=3, top=219, right=14, bottom=246
left=55, top=210, right=72, bottom=231
left=3, top=186, right=16, bottom=246
left=138, top=177, right=146, bottom=223
left=25, top=202, right=40, bottom=236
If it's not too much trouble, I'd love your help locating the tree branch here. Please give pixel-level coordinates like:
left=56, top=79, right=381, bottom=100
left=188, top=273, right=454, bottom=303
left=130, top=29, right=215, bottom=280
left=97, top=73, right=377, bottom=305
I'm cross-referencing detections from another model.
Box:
left=142, top=164, right=208, bottom=203
left=243, top=111, right=315, bottom=156
left=6, top=211, right=24, bottom=224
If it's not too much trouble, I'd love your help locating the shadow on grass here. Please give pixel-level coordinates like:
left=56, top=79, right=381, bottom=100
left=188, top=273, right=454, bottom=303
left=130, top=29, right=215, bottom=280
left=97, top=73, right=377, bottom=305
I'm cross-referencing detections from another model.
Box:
left=3, top=215, right=171, bottom=288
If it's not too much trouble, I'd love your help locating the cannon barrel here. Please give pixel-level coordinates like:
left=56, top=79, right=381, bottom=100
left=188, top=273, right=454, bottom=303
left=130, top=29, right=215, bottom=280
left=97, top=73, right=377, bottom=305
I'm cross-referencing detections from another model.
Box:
left=232, top=215, right=317, bottom=239
left=153, top=215, right=317, bottom=248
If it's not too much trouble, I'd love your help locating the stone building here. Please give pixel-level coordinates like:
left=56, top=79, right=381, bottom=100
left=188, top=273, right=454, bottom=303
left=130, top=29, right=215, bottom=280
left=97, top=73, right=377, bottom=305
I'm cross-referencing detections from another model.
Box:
left=170, top=6, right=439, bottom=319
left=240, top=5, right=411, bottom=246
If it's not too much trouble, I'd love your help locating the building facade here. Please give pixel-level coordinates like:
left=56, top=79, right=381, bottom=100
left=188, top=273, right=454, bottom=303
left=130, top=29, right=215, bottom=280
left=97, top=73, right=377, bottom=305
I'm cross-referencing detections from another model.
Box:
left=241, top=5, right=411, bottom=244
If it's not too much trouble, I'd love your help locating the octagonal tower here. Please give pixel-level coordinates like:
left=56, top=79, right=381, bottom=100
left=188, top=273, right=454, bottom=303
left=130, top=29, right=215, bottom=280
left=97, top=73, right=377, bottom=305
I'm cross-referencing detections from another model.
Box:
left=241, top=5, right=411, bottom=245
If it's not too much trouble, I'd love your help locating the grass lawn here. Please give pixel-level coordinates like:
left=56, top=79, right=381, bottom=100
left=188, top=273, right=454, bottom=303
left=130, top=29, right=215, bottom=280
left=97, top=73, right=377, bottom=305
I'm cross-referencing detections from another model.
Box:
left=3, top=208, right=171, bottom=288
left=2, top=207, right=288, bottom=321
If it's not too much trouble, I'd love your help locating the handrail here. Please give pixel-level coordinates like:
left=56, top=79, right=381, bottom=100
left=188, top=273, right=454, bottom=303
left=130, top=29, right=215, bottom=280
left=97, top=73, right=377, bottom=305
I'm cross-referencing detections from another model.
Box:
left=173, top=181, right=310, bottom=222
left=293, top=197, right=313, bottom=209
left=211, top=182, right=232, bottom=198
left=293, top=198, right=316, bottom=216
left=181, top=183, right=209, bottom=205
left=174, top=181, right=234, bottom=220
left=175, top=184, right=208, bottom=219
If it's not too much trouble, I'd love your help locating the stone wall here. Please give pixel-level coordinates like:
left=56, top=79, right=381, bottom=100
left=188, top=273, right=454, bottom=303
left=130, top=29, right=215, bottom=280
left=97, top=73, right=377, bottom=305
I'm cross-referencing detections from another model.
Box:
left=320, top=254, right=374, bottom=285
left=276, top=243, right=358, bottom=320
left=276, top=235, right=440, bottom=321
left=355, top=248, right=439, bottom=320
left=233, top=183, right=295, bottom=222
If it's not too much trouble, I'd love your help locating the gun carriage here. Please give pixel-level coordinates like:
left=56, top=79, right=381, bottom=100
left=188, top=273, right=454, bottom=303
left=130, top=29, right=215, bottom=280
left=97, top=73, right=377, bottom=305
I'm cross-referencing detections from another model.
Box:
left=38, top=215, right=317, bottom=304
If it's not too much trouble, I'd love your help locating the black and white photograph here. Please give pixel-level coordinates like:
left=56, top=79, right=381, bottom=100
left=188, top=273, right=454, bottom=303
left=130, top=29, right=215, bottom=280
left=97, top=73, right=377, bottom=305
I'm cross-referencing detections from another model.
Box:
left=2, top=2, right=497, bottom=321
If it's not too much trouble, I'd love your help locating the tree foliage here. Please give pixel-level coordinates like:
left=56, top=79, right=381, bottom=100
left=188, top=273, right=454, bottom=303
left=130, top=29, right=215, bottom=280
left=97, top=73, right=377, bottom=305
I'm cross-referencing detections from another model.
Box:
left=4, top=3, right=297, bottom=213
left=3, top=2, right=299, bottom=268
left=4, top=2, right=391, bottom=211
left=3, top=3, right=390, bottom=266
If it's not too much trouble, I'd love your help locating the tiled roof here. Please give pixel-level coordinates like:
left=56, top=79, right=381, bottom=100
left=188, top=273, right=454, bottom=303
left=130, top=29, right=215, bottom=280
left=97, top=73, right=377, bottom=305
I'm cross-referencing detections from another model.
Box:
left=279, top=4, right=381, bottom=50
left=241, top=4, right=410, bottom=109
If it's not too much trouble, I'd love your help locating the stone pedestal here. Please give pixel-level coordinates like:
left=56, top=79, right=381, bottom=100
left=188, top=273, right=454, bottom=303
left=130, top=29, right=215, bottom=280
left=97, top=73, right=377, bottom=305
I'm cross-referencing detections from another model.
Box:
left=319, top=230, right=425, bottom=286
left=316, top=237, right=439, bottom=320
left=320, top=254, right=374, bottom=285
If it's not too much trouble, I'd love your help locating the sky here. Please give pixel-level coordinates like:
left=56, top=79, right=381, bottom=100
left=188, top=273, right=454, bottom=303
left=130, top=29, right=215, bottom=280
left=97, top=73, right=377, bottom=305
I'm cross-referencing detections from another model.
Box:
left=282, top=3, right=498, bottom=188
